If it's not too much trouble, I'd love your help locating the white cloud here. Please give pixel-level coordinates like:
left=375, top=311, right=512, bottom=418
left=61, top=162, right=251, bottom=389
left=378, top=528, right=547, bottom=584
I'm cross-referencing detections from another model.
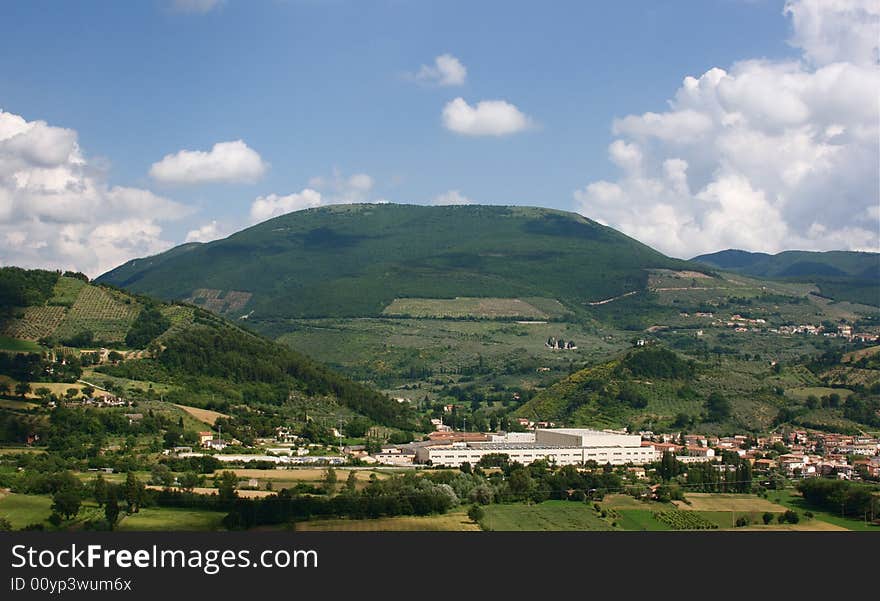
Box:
left=249, top=189, right=323, bottom=223
left=307, top=168, right=374, bottom=203
left=0, top=108, right=189, bottom=277
left=573, top=0, right=880, bottom=257
left=413, top=54, right=467, bottom=86
left=442, top=97, right=532, bottom=136
left=149, top=140, right=267, bottom=185
left=431, top=190, right=473, bottom=206
left=170, top=0, right=223, bottom=14
left=185, top=220, right=226, bottom=243
left=784, top=0, right=880, bottom=67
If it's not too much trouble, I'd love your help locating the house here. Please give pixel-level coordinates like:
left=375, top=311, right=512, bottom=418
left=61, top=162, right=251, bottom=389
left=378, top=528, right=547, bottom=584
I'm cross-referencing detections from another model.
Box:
left=198, top=432, right=214, bottom=445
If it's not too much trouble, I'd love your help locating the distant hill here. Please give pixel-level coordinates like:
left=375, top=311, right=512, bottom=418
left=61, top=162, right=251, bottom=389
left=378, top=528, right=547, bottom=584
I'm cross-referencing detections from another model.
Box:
left=516, top=344, right=880, bottom=434
left=0, top=267, right=412, bottom=428
left=97, top=204, right=700, bottom=325
left=692, top=249, right=880, bottom=306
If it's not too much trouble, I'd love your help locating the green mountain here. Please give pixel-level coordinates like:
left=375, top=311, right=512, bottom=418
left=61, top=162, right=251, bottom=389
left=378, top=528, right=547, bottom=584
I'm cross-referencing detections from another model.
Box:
left=97, top=204, right=699, bottom=324
left=692, top=249, right=880, bottom=306
left=0, top=267, right=412, bottom=429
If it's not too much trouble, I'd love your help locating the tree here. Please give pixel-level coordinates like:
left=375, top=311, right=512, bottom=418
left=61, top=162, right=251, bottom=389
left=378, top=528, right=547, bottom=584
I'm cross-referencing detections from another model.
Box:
left=123, top=472, right=145, bottom=513
left=0, top=516, right=12, bottom=531
left=345, top=470, right=358, bottom=494
left=705, top=392, right=731, bottom=422
left=65, top=387, right=79, bottom=400
left=104, top=489, right=120, bottom=529
left=83, top=385, right=95, bottom=398
left=93, top=474, right=108, bottom=507
left=52, top=488, right=82, bottom=520
left=216, top=471, right=238, bottom=507
left=762, top=512, right=774, bottom=525
left=179, top=471, right=202, bottom=492
left=467, top=505, right=485, bottom=523
left=14, top=382, right=31, bottom=399
left=0, top=382, right=10, bottom=396
left=322, top=467, right=338, bottom=495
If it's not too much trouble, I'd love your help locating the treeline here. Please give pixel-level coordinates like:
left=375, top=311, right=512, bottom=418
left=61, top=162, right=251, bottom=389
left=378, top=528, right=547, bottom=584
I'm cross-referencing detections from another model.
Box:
left=797, top=478, right=878, bottom=519
left=0, top=267, right=58, bottom=314
left=0, top=352, right=81, bottom=383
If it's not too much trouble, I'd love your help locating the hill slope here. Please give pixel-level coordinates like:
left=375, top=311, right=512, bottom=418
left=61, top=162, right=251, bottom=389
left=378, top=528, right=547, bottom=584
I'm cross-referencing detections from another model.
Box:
left=97, top=204, right=699, bottom=322
left=0, top=268, right=411, bottom=428
left=692, top=249, right=880, bottom=306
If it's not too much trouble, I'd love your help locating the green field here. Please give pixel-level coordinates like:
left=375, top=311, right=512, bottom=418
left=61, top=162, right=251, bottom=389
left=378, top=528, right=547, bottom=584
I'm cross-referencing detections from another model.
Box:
left=0, top=335, right=42, bottom=352
left=382, top=297, right=568, bottom=319
left=296, top=510, right=478, bottom=531
left=117, top=507, right=226, bottom=531
left=614, top=509, right=672, bottom=531
left=480, top=500, right=614, bottom=531
left=0, top=493, right=52, bottom=529
left=770, top=490, right=880, bottom=532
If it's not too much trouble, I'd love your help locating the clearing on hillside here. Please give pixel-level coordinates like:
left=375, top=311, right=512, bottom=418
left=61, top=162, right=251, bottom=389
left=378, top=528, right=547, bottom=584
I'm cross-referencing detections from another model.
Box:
left=382, top=297, right=568, bottom=319
left=172, top=404, right=229, bottom=426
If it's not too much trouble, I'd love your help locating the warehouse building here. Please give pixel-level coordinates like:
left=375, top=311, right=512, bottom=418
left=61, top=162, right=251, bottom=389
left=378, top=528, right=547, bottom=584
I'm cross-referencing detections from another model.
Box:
left=416, top=428, right=656, bottom=467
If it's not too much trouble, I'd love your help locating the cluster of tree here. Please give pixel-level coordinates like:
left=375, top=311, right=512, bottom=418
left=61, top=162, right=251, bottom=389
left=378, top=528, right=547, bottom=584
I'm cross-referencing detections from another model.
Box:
left=0, top=352, right=81, bottom=384
left=655, top=451, right=752, bottom=493
left=617, top=346, right=696, bottom=380
left=0, top=267, right=58, bottom=315
left=797, top=478, right=879, bottom=519
left=100, top=321, right=413, bottom=429
left=125, top=304, right=171, bottom=348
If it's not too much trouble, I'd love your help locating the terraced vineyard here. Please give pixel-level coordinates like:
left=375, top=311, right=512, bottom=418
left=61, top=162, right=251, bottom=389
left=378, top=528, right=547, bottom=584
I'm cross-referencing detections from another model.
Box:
left=53, top=284, right=140, bottom=343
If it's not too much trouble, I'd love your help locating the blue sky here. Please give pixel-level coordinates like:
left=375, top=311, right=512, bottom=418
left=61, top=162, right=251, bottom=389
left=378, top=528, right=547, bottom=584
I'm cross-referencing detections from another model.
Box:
left=0, top=0, right=877, bottom=275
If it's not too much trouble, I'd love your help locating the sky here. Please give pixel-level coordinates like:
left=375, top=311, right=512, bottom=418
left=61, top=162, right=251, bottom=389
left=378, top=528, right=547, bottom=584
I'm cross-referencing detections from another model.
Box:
left=0, top=0, right=877, bottom=276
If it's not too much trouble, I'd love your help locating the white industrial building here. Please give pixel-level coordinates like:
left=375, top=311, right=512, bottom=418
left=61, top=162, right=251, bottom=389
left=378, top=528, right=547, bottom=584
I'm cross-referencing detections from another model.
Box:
left=416, top=428, right=657, bottom=467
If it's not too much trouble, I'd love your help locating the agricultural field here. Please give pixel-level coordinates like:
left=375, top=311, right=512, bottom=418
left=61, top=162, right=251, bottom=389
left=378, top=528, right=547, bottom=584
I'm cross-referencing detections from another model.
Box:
left=382, top=297, right=568, bottom=320
left=0, top=335, right=43, bottom=352
left=53, top=284, right=140, bottom=343
left=172, top=404, right=229, bottom=426
left=479, top=500, right=614, bottom=531
left=1, top=306, right=66, bottom=341
left=117, top=506, right=226, bottom=531
left=674, top=493, right=787, bottom=513
left=769, top=490, right=880, bottom=532
left=276, top=316, right=622, bottom=392
left=0, top=492, right=52, bottom=529
left=295, top=510, right=479, bottom=531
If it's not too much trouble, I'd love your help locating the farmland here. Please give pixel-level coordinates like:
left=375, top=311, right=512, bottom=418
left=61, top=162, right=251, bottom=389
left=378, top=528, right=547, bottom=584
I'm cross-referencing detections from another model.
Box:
left=53, top=284, right=140, bottom=343
left=480, top=500, right=614, bottom=531
left=117, top=507, right=226, bottom=531
left=382, top=297, right=568, bottom=320
left=0, top=492, right=52, bottom=529
left=295, top=510, right=479, bottom=531
left=172, top=404, right=229, bottom=426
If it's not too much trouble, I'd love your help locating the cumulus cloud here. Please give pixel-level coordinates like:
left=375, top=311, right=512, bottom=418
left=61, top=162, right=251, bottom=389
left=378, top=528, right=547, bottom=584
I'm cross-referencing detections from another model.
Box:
left=149, top=140, right=267, bottom=185
left=307, top=169, right=375, bottom=203
left=573, top=0, right=880, bottom=258
left=170, top=0, right=223, bottom=14
left=442, top=97, right=532, bottom=136
left=0, top=108, right=189, bottom=277
left=413, top=54, right=467, bottom=86
left=184, top=220, right=226, bottom=243
left=249, top=189, right=323, bottom=223
left=431, top=190, right=473, bottom=206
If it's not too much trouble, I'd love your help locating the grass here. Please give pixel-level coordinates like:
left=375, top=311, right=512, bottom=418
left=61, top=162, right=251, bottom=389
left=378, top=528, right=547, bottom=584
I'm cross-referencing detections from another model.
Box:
left=117, top=506, right=226, bottom=531
left=172, top=403, right=229, bottom=426
left=0, top=493, right=52, bottom=529
left=0, top=335, right=42, bottom=352
left=382, top=297, right=567, bottom=319
left=770, top=489, right=880, bottom=532
left=674, top=493, right=787, bottom=512
left=295, top=510, right=479, bottom=531
left=614, top=510, right=672, bottom=531
left=480, top=500, right=614, bottom=531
